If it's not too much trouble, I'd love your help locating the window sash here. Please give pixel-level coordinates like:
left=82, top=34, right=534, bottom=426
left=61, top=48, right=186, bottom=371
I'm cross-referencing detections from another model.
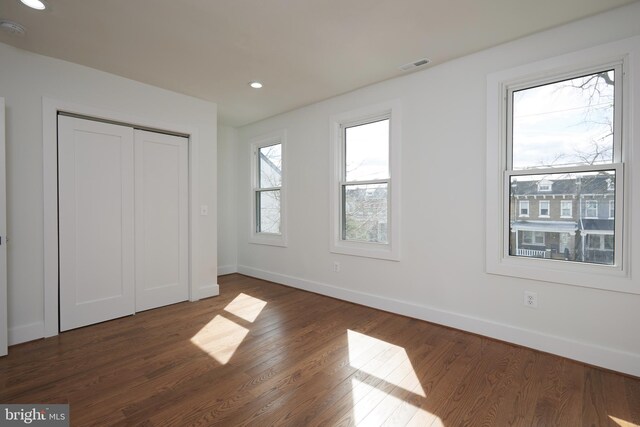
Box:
left=504, top=163, right=623, bottom=267
left=505, top=63, right=623, bottom=170
left=340, top=180, right=390, bottom=243
left=539, top=200, right=550, bottom=217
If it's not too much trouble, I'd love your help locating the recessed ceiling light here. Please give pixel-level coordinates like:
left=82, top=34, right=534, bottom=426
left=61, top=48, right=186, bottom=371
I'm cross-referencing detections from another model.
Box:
left=19, top=0, right=47, bottom=10
left=249, top=81, right=263, bottom=89
left=0, top=20, right=26, bottom=36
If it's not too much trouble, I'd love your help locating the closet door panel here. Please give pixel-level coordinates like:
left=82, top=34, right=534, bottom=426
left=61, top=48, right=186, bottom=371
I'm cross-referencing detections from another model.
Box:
left=58, top=116, right=135, bottom=331
left=135, top=130, right=188, bottom=311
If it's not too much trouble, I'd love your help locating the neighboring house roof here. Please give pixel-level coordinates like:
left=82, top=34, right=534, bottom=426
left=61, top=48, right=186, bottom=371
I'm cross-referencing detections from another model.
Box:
left=580, top=219, right=615, bottom=232
left=511, top=174, right=614, bottom=196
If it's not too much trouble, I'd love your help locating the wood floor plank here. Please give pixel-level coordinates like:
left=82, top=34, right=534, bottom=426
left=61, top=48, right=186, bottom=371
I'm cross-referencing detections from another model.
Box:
left=1, top=273, right=639, bottom=426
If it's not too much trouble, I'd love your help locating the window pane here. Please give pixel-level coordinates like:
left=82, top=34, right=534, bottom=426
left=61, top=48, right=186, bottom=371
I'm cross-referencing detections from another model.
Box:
left=509, top=170, right=615, bottom=265
left=345, top=119, right=389, bottom=181
left=342, top=183, right=388, bottom=243
left=259, top=144, right=282, bottom=188
left=512, top=70, right=614, bottom=170
left=257, top=190, right=280, bottom=234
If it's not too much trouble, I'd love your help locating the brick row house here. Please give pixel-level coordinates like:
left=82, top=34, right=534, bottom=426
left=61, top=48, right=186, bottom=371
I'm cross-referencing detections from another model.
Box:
left=509, top=173, right=615, bottom=264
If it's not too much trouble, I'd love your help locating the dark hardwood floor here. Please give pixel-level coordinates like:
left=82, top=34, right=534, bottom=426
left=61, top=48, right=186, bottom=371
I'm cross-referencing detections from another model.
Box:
left=1, top=274, right=639, bottom=426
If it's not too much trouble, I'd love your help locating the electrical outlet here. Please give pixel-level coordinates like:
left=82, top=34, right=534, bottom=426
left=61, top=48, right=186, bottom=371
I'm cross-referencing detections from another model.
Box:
left=333, top=262, right=340, bottom=273
left=524, top=291, right=538, bottom=309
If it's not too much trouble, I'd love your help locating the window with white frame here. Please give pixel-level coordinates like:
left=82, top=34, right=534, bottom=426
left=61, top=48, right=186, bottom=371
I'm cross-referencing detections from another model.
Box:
left=537, top=180, right=552, bottom=192
left=486, top=39, right=636, bottom=293
left=506, top=66, right=622, bottom=267
left=609, top=199, right=615, bottom=219
left=539, top=200, right=550, bottom=217
left=330, top=101, right=401, bottom=260
left=561, top=200, right=573, bottom=218
left=250, top=130, right=287, bottom=246
left=522, top=231, right=545, bottom=245
left=584, top=200, right=598, bottom=218
left=518, top=200, right=529, bottom=217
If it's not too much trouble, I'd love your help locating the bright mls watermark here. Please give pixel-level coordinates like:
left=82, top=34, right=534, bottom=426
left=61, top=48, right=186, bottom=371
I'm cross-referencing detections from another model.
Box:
left=1, top=405, right=69, bottom=426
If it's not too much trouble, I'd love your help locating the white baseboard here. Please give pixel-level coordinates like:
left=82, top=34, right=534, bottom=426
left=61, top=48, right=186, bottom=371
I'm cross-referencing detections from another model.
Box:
left=198, top=283, right=220, bottom=300
left=9, top=321, right=44, bottom=346
left=218, top=265, right=237, bottom=276
left=237, top=264, right=640, bottom=377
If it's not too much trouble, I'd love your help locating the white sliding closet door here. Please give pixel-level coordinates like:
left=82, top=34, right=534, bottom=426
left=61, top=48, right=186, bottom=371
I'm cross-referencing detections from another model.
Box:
left=58, top=116, right=135, bottom=331
left=134, top=130, right=188, bottom=311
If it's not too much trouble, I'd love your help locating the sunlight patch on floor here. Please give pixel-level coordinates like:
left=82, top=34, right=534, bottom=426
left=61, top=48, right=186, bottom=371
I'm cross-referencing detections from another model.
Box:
left=191, top=293, right=267, bottom=364
left=224, top=292, right=267, bottom=322
left=609, top=415, right=640, bottom=427
left=350, top=378, right=441, bottom=426
left=347, top=330, right=426, bottom=397
left=190, top=314, right=249, bottom=364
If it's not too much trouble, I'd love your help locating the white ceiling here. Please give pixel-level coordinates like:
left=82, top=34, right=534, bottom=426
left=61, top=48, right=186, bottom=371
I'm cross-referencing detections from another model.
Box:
left=0, top=0, right=635, bottom=126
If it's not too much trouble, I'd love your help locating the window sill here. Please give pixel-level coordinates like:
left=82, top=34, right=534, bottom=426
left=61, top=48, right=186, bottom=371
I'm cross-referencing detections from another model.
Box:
left=249, top=233, right=287, bottom=247
left=330, top=241, right=399, bottom=261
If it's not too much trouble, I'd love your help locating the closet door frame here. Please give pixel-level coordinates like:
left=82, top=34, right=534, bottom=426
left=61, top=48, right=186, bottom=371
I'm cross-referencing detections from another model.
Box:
left=42, top=98, right=202, bottom=337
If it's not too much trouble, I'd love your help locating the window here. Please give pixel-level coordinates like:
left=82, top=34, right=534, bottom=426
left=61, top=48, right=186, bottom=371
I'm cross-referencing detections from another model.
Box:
left=561, top=200, right=572, bottom=218
left=539, top=200, right=550, bottom=218
left=537, top=181, right=552, bottom=192
left=330, top=101, right=401, bottom=260
left=507, top=66, right=621, bottom=267
left=518, top=200, right=529, bottom=217
left=486, top=39, right=635, bottom=293
left=609, top=200, right=615, bottom=219
left=522, top=231, right=545, bottom=245
left=584, top=200, right=598, bottom=218
left=250, top=130, right=287, bottom=246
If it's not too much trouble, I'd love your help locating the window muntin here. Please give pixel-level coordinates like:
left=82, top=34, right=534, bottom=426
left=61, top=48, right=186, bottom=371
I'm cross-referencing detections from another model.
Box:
left=539, top=200, right=550, bottom=217
left=341, top=118, right=390, bottom=244
left=519, top=200, right=529, bottom=217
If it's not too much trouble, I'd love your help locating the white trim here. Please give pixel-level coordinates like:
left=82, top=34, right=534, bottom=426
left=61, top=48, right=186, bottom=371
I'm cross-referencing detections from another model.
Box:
left=518, top=200, right=530, bottom=217
left=249, top=129, right=287, bottom=247
left=609, top=199, right=615, bottom=219
left=237, top=265, right=640, bottom=377
left=486, top=37, right=637, bottom=294
left=9, top=321, right=44, bottom=346
left=198, top=283, right=220, bottom=299
left=538, top=200, right=550, bottom=218
left=42, top=97, right=202, bottom=337
left=584, top=200, right=599, bottom=219
left=329, top=100, right=402, bottom=261
left=561, top=200, right=573, bottom=218
left=218, top=265, right=238, bottom=275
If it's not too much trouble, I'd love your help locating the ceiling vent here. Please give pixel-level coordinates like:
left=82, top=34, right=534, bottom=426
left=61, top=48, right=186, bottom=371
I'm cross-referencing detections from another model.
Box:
left=0, top=20, right=26, bottom=36
left=399, top=58, right=430, bottom=72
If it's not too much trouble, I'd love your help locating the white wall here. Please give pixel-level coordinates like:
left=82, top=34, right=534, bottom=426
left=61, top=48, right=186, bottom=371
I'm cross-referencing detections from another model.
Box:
left=233, top=3, right=640, bottom=376
left=217, top=125, right=238, bottom=274
left=0, top=42, right=218, bottom=345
